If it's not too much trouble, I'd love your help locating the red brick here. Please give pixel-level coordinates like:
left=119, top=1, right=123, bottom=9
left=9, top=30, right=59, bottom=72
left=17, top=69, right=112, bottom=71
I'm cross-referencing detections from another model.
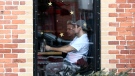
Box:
left=0, top=16, right=3, bottom=19
left=109, top=32, right=118, bottom=36
left=4, top=64, right=18, bottom=68
left=116, top=55, right=126, bottom=59
left=116, top=36, right=125, bottom=40
left=0, top=20, right=10, bottom=24
left=6, top=1, right=12, bottom=5
left=0, top=39, right=11, bottom=43
left=120, top=50, right=129, bottom=54
left=0, top=30, right=11, bottom=34
left=0, top=64, right=3, bottom=67
left=13, top=1, right=19, bottom=5
left=0, top=44, right=3, bottom=48
left=0, top=1, right=5, bottom=5
left=120, top=41, right=126, bottom=45
left=12, top=59, right=26, bottom=63
left=4, top=25, right=18, bottom=29
left=0, top=49, right=11, bottom=53
left=127, top=45, right=135, bottom=49
left=127, top=64, right=135, bottom=68
left=119, top=13, right=133, bottom=17
left=20, top=1, right=25, bottom=5
left=130, top=59, right=135, bottom=63
left=126, top=36, right=135, bottom=40
left=125, top=9, right=135, bottom=12
left=13, top=39, right=25, bottom=43
left=116, top=27, right=126, bottom=31
left=109, top=13, right=118, bottom=17
left=120, top=59, right=129, bottom=63
left=126, top=17, right=133, bottom=22
left=120, top=22, right=133, bottom=27
left=126, top=55, right=135, bottom=59
left=0, top=25, right=3, bottom=29
left=109, top=4, right=118, bottom=8
left=119, top=31, right=131, bottom=36
left=119, top=4, right=131, bottom=8
left=0, top=59, right=11, bottom=63
left=127, top=41, right=135, bottom=45
left=128, top=73, right=135, bottom=76
left=12, top=49, right=25, bottom=53
left=4, top=54, right=18, bottom=58
left=2, top=11, right=11, bottom=15
left=109, top=22, right=119, bottom=27
left=5, top=73, right=18, bottom=76
left=4, top=16, right=17, bottom=19
left=12, top=20, right=25, bottom=24
left=5, top=6, right=18, bottom=10
left=116, top=9, right=124, bottom=12
left=126, top=27, right=135, bottom=31
left=6, top=68, right=12, bottom=72
left=0, top=69, right=4, bottom=72
left=116, top=0, right=126, bottom=3
left=0, top=73, right=4, bottom=76
left=109, top=50, right=119, bottom=54
left=20, top=68, right=26, bottom=72
left=116, top=64, right=126, bottom=68
left=130, top=50, right=135, bottom=54
left=133, top=4, right=135, bottom=8
left=109, top=59, right=119, bottom=63
left=118, top=68, right=131, bottom=72
left=12, top=35, right=18, bottom=38
left=128, top=0, right=135, bottom=3
left=108, top=41, right=119, bottom=45
left=4, top=44, right=18, bottom=48
left=116, top=18, right=126, bottom=22
left=133, top=13, right=135, bottom=16
left=0, top=35, right=4, bottom=39
left=12, top=30, right=25, bottom=34
left=133, top=69, right=135, bottom=72
left=5, top=35, right=11, bottom=38
left=0, top=6, right=4, bottom=10
left=12, top=11, right=25, bottom=15
left=13, top=68, right=19, bottom=72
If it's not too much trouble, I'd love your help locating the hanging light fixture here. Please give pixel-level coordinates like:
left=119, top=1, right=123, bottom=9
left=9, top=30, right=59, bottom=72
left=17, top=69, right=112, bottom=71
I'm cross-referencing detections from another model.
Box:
left=78, top=0, right=93, bottom=10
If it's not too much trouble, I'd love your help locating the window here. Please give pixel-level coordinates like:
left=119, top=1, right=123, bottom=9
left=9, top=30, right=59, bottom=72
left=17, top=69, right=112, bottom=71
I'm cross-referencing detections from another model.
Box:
left=33, top=0, right=100, bottom=76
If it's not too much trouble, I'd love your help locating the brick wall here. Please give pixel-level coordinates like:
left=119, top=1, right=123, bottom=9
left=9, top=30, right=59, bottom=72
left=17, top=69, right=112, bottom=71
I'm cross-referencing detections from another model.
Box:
left=0, top=0, right=33, bottom=76
left=0, top=0, right=135, bottom=76
left=101, top=0, right=135, bottom=75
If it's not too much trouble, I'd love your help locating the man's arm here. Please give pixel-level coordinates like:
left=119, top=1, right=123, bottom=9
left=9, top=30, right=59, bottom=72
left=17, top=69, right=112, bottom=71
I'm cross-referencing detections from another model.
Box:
left=45, top=45, right=76, bottom=53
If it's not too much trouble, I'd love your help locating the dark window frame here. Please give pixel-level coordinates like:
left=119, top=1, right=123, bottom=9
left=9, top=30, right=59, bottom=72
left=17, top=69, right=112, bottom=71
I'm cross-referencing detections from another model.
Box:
left=33, top=0, right=100, bottom=76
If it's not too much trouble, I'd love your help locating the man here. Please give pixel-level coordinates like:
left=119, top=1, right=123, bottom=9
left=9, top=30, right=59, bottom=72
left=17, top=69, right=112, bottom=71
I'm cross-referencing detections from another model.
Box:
left=66, top=20, right=76, bottom=37
left=45, top=20, right=89, bottom=75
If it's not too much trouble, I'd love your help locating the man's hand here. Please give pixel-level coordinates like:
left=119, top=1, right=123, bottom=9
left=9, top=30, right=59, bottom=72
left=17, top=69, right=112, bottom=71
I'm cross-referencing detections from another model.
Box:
left=45, top=45, right=51, bottom=51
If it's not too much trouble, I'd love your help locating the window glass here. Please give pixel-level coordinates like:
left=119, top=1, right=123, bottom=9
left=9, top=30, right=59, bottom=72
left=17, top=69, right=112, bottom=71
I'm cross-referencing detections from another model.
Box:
left=38, top=0, right=93, bottom=44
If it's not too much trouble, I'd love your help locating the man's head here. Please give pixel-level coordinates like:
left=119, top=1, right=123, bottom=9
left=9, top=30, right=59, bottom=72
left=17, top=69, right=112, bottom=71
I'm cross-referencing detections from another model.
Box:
left=75, top=20, right=88, bottom=32
left=72, top=20, right=88, bottom=35
left=66, top=20, right=75, bottom=37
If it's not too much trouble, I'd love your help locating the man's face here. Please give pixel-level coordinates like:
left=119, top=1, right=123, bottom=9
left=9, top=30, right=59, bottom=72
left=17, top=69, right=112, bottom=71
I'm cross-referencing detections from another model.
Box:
left=66, top=24, right=75, bottom=36
left=73, top=25, right=80, bottom=34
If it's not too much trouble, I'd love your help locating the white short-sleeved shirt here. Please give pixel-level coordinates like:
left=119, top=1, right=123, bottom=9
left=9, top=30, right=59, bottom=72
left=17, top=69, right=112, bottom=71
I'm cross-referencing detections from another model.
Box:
left=64, top=34, right=89, bottom=63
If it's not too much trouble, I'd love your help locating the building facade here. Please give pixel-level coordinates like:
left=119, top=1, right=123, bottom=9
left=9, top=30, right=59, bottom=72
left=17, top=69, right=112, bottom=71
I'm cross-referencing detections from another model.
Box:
left=0, top=0, right=135, bottom=76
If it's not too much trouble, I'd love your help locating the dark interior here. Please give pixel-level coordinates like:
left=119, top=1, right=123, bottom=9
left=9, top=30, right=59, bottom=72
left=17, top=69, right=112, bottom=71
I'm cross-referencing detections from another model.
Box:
left=33, top=0, right=101, bottom=76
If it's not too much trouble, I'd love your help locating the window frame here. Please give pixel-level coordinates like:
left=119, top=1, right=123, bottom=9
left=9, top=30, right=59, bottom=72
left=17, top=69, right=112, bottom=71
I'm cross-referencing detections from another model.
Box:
left=33, top=0, right=101, bottom=75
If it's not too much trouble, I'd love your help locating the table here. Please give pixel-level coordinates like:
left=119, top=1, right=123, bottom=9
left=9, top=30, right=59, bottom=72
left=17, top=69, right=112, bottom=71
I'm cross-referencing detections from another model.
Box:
left=38, top=52, right=62, bottom=55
